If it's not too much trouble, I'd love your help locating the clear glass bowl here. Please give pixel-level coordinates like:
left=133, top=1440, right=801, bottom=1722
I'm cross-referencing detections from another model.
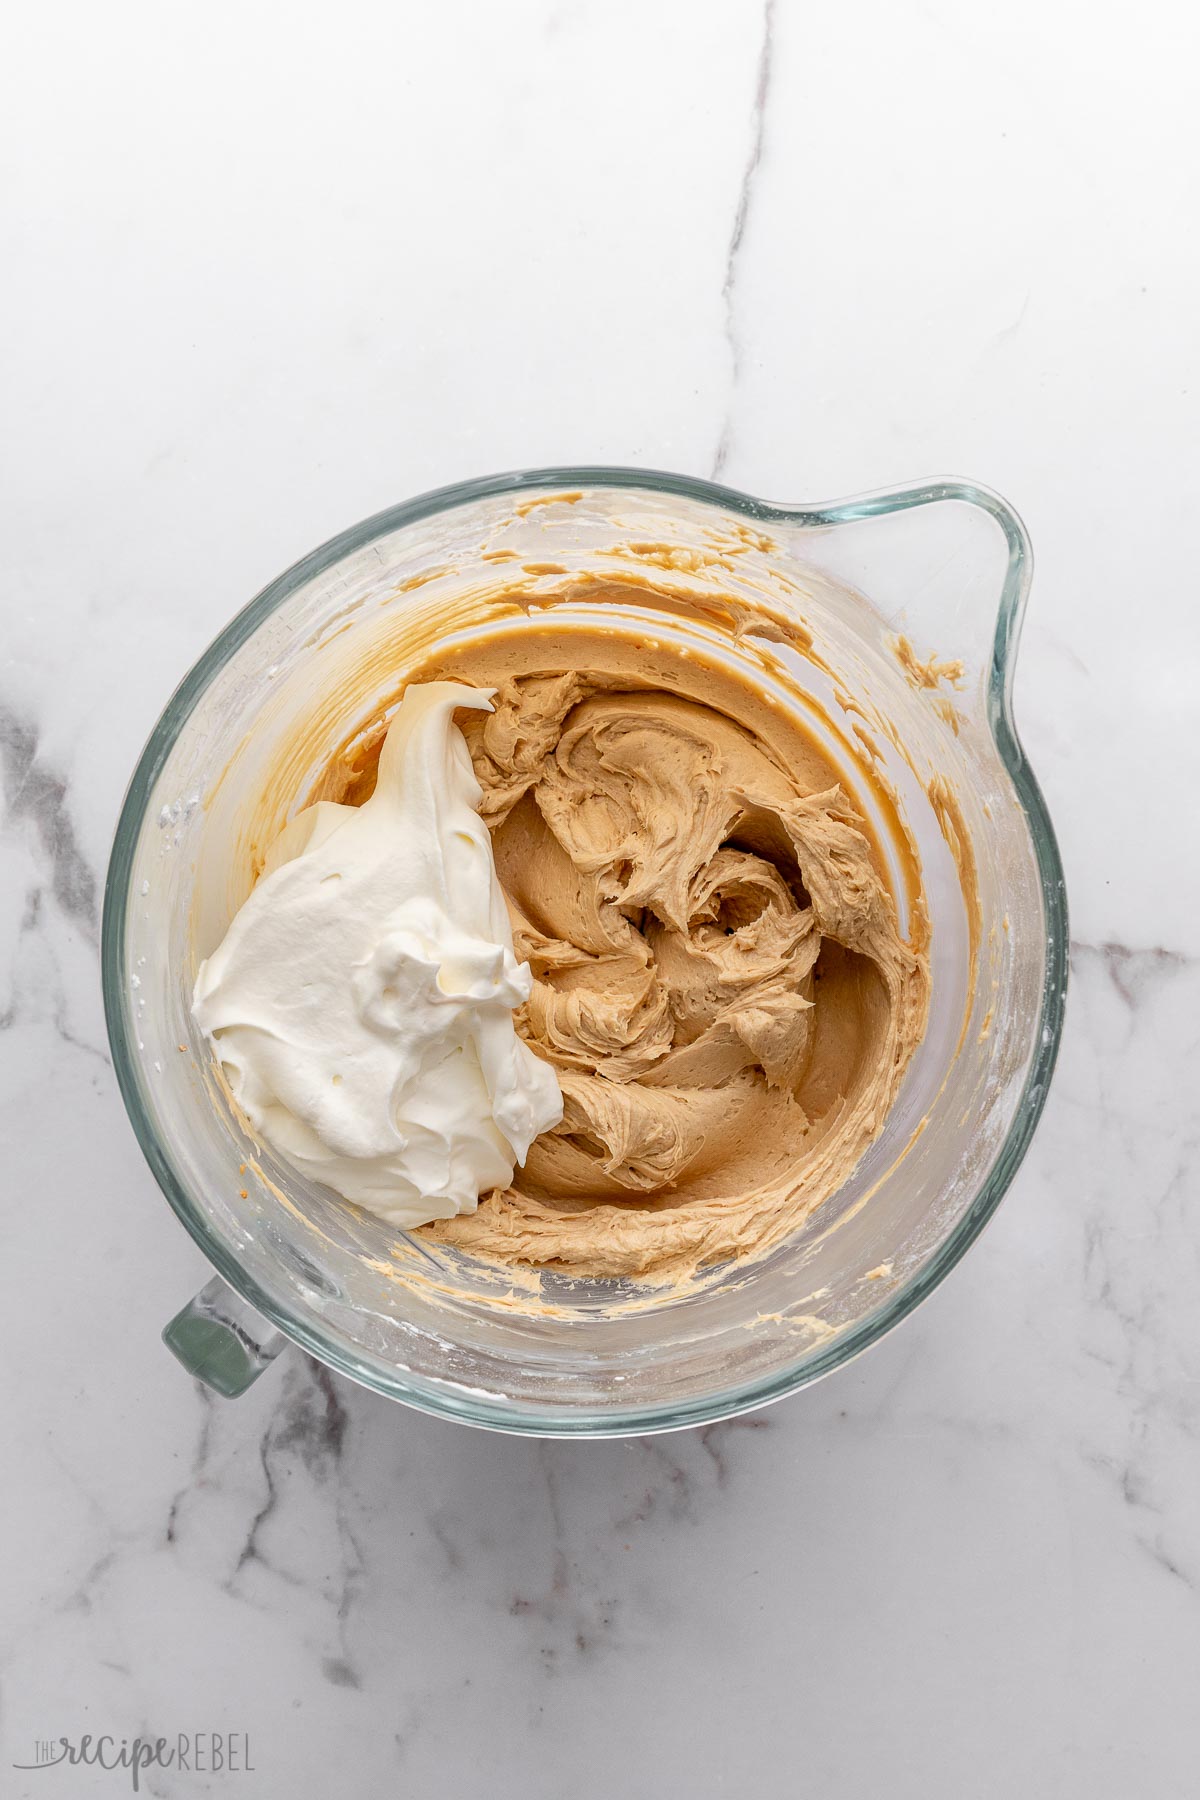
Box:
left=101, top=468, right=1067, bottom=1435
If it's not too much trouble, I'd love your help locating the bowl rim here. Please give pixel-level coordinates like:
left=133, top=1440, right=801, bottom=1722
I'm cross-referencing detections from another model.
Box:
left=101, top=465, right=1068, bottom=1435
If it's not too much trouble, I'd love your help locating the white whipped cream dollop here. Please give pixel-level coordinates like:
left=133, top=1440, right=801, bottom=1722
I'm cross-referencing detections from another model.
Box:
left=193, top=681, right=563, bottom=1227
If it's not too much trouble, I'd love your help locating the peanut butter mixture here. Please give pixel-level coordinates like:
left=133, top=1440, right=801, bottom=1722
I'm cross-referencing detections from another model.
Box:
left=329, top=624, right=929, bottom=1280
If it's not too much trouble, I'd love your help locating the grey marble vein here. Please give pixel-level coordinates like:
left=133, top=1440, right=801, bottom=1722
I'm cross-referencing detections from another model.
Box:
left=0, top=879, right=110, bottom=1064
left=231, top=1429, right=289, bottom=1584
left=0, top=701, right=98, bottom=938
left=58, top=1548, right=119, bottom=1619
left=1070, top=937, right=1191, bottom=1007
left=163, top=1386, right=215, bottom=1548
left=227, top=1360, right=349, bottom=1589
left=696, top=1414, right=770, bottom=1484
left=711, top=0, right=775, bottom=480
left=328, top=1477, right=368, bottom=1684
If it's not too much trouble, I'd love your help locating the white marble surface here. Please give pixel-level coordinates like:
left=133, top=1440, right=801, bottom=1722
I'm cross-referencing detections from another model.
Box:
left=3, top=0, right=1198, bottom=1793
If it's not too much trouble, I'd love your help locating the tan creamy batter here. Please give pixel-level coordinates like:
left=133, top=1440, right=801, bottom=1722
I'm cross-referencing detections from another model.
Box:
left=321, top=623, right=930, bottom=1281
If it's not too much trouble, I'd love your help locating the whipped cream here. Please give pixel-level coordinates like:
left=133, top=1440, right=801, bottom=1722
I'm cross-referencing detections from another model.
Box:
left=193, top=681, right=563, bottom=1227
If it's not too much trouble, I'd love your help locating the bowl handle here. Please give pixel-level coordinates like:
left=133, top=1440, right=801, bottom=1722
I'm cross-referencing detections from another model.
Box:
left=777, top=479, right=1033, bottom=715
left=162, top=1276, right=287, bottom=1397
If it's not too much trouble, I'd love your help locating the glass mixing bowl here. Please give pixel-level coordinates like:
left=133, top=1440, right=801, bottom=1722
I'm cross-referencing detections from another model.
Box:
left=101, top=469, right=1066, bottom=1435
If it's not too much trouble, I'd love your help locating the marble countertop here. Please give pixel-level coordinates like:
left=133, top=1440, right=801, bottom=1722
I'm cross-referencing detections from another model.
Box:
left=3, top=1, right=1197, bottom=1793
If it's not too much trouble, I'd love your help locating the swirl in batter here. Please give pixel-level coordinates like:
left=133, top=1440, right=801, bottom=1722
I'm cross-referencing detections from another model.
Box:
left=326, top=621, right=930, bottom=1281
